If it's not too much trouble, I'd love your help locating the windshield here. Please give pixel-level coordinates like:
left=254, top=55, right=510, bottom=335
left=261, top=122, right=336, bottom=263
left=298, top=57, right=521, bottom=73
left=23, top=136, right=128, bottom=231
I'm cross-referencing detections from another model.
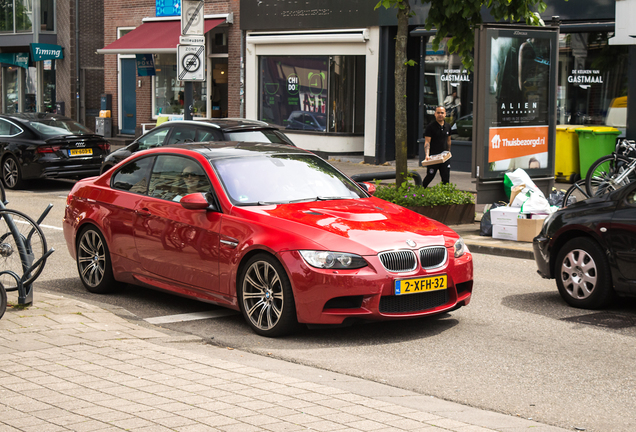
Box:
left=225, top=129, right=293, bottom=145
left=212, top=154, right=366, bottom=205
left=30, top=119, right=93, bottom=137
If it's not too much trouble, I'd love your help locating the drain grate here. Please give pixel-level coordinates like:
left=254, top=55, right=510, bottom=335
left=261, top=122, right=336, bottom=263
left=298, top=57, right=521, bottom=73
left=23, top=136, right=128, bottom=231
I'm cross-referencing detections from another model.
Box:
left=561, top=312, right=636, bottom=329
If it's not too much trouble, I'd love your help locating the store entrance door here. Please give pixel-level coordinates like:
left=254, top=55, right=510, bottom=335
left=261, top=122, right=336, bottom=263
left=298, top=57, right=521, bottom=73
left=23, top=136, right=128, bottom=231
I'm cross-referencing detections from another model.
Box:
left=121, top=58, right=136, bottom=134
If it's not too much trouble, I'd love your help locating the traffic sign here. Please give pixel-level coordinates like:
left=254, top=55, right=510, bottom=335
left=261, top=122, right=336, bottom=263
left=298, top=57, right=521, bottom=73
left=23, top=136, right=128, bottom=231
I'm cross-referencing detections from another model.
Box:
left=181, top=0, right=205, bottom=36
left=177, top=45, right=205, bottom=81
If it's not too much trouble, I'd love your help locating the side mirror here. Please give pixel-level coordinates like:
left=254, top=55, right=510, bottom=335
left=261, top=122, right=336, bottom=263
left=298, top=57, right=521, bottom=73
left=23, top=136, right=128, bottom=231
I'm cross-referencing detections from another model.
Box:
left=359, top=182, right=376, bottom=195
left=180, top=193, right=214, bottom=210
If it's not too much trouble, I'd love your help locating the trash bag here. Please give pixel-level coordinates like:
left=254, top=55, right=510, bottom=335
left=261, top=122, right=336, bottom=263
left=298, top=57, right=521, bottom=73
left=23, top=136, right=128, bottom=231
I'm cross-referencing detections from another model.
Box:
left=513, top=188, right=551, bottom=213
left=503, top=168, right=543, bottom=199
left=548, top=188, right=565, bottom=208
left=480, top=202, right=505, bottom=236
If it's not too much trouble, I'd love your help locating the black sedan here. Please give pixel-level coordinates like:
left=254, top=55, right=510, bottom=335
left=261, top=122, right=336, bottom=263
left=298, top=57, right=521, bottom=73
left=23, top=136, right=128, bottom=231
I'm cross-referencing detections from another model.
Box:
left=101, top=119, right=295, bottom=173
left=0, top=113, right=110, bottom=189
left=534, top=180, right=636, bottom=309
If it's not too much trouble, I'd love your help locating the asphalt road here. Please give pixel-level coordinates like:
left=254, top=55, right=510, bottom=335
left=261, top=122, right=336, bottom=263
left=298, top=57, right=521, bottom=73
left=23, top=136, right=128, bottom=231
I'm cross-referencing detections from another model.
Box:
left=10, top=180, right=636, bottom=432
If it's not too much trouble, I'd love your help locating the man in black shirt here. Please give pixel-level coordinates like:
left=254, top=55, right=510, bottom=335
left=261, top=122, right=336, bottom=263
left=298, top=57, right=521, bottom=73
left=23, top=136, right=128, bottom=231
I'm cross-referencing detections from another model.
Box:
left=422, top=105, right=452, bottom=187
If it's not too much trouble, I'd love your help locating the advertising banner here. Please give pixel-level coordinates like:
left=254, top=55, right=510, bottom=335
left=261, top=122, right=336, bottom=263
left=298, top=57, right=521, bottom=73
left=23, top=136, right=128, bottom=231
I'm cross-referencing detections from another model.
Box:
left=0, top=53, right=29, bottom=68
left=472, top=24, right=558, bottom=203
left=136, top=54, right=156, bottom=77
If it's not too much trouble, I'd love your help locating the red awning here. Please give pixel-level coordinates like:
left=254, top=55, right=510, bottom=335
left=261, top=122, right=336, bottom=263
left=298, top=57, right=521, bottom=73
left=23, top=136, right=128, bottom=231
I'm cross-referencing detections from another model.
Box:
left=98, top=18, right=225, bottom=55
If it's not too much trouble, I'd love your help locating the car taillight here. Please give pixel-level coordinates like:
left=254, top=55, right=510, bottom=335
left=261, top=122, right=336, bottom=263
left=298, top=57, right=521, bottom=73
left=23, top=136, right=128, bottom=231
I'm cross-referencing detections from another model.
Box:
left=98, top=143, right=110, bottom=151
left=37, top=145, right=61, bottom=153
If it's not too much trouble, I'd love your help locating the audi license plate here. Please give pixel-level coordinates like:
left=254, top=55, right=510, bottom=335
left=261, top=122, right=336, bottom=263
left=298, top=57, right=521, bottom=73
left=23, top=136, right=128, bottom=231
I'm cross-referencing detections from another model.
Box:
left=69, top=148, right=93, bottom=157
left=395, top=275, right=446, bottom=296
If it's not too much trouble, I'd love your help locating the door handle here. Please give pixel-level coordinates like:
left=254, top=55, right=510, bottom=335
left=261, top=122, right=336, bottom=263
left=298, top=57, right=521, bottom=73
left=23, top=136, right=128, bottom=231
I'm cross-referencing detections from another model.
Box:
left=135, top=208, right=151, bottom=217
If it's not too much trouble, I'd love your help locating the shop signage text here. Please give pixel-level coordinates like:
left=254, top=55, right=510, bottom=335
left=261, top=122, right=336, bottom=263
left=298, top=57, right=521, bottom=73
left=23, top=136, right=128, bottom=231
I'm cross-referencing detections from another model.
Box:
left=30, top=43, right=64, bottom=61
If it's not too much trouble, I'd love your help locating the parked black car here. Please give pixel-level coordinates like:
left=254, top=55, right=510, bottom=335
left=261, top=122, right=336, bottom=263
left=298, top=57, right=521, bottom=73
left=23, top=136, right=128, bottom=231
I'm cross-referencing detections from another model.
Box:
left=534, top=181, right=636, bottom=309
left=101, top=119, right=295, bottom=173
left=0, top=113, right=111, bottom=189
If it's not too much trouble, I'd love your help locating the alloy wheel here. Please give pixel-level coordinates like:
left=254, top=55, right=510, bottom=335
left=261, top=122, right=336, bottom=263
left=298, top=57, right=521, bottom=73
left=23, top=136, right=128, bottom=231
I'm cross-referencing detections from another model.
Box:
left=560, top=248, right=597, bottom=300
left=78, top=230, right=106, bottom=288
left=3, top=158, right=18, bottom=189
left=241, top=260, right=284, bottom=331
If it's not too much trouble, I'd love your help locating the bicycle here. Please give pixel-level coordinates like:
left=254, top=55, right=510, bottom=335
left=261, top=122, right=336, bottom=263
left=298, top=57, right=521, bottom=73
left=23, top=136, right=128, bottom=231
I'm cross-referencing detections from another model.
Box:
left=585, top=139, right=636, bottom=197
left=0, top=181, right=54, bottom=313
left=562, top=179, right=590, bottom=207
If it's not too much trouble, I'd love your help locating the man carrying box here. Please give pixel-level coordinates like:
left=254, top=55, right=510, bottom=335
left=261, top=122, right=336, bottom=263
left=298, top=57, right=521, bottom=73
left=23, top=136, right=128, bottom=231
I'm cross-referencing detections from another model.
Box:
left=422, top=105, right=452, bottom=187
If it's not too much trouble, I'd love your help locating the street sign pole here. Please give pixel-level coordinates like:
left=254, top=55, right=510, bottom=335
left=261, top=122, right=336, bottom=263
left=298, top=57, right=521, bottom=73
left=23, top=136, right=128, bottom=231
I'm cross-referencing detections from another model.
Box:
left=184, top=82, right=193, bottom=120
left=180, top=0, right=205, bottom=121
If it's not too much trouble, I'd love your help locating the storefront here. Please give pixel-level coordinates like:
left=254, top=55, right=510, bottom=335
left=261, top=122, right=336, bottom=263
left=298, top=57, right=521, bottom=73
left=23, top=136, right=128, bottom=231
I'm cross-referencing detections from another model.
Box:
left=99, top=5, right=236, bottom=136
left=0, top=0, right=59, bottom=115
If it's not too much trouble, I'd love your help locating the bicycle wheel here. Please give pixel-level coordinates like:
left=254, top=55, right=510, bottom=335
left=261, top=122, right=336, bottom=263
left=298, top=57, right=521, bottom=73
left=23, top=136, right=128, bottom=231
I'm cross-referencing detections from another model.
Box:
left=0, top=209, right=47, bottom=290
left=562, top=179, right=590, bottom=207
left=585, top=155, right=633, bottom=197
left=0, top=282, right=6, bottom=319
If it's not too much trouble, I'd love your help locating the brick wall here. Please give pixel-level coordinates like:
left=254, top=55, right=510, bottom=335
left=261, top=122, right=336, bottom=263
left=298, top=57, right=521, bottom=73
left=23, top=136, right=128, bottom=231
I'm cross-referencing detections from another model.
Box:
left=56, top=0, right=74, bottom=119
left=103, top=0, right=242, bottom=133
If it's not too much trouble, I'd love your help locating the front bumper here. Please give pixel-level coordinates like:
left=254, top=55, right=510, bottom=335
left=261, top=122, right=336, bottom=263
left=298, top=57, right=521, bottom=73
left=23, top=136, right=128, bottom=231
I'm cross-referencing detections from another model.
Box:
left=278, top=249, right=473, bottom=325
left=533, top=233, right=552, bottom=279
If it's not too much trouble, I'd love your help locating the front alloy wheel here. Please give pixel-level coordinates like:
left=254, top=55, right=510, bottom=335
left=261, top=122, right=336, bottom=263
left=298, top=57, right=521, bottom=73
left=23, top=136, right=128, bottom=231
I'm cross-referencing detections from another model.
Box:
left=239, top=253, right=298, bottom=337
left=555, top=238, right=614, bottom=309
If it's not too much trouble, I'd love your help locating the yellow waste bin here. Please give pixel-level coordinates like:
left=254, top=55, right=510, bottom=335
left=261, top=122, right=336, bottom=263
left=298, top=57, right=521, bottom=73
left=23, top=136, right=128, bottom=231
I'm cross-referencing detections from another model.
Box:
left=555, top=125, right=583, bottom=183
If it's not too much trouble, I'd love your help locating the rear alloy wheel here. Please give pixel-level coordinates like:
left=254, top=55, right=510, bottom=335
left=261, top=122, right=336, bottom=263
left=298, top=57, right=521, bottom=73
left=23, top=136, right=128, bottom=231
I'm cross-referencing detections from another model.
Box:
left=3, top=156, right=24, bottom=190
left=76, top=226, right=121, bottom=293
left=555, top=238, right=614, bottom=309
left=238, top=253, right=299, bottom=337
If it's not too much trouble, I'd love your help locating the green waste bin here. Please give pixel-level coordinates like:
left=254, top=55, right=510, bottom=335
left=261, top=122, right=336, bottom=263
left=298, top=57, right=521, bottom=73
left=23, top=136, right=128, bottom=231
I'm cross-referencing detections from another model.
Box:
left=555, top=125, right=584, bottom=183
left=575, top=126, right=621, bottom=179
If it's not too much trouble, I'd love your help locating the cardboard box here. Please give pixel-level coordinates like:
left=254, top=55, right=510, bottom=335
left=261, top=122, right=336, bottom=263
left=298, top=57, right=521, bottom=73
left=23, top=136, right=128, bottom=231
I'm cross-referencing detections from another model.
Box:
left=421, top=151, right=452, bottom=167
left=517, top=217, right=545, bottom=242
left=489, top=207, right=521, bottom=226
left=492, top=224, right=518, bottom=241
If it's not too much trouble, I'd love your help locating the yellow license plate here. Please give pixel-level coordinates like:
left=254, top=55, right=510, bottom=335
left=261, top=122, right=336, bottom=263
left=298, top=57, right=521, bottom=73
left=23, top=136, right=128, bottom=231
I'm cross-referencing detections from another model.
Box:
left=69, top=148, right=93, bottom=156
left=395, top=275, right=446, bottom=295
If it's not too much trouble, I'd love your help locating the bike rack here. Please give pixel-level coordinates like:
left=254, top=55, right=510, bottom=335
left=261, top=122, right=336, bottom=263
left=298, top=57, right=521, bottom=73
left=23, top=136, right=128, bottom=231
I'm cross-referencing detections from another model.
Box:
left=0, top=197, right=55, bottom=309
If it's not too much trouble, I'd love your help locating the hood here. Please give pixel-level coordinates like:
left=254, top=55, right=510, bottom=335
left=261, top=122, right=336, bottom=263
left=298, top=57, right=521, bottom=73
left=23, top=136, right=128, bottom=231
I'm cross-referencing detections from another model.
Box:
left=236, top=197, right=459, bottom=255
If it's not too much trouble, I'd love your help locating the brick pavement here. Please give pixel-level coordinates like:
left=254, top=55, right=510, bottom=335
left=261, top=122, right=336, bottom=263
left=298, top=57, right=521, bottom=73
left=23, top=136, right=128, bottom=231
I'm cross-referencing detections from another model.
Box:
left=1, top=291, right=570, bottom=432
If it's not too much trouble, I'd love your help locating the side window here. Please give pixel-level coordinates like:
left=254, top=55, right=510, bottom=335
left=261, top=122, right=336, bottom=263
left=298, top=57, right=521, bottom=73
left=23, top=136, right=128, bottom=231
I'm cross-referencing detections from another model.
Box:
left=195, top=128, right=223, bottom=142
left=0, top=119, right=17, bottom=136
left=167, top=125, right=197, bottom=144
left=137, top=128, right=170, bottom=150
left=148, top=155, right=211, bottom=202
left=112, top=156, right=155, bottom=194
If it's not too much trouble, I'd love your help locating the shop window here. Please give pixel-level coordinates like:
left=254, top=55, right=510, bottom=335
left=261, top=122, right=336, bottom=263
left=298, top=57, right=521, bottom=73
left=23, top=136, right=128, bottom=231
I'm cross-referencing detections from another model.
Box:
left=0, top=2, right=14, bottom=32
left=2, top=67, right=19, bottom=113
left=153, top=54, right=206, bottom=117
left=557, top=32, right=628, bottom=134
left=41, top=0, right=54, bottom=31
left=259, top=55, right=365, bottom=134
left=422, top=38, right=473, bottom=140
left=16, top=0, right=33, bottom=32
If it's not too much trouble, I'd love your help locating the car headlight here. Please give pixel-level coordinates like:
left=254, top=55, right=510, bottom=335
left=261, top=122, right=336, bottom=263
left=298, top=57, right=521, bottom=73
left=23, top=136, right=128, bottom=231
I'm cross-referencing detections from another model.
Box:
left=299, top=250, right=367, bottom=269
left=454, top=237, right=467, bottom=258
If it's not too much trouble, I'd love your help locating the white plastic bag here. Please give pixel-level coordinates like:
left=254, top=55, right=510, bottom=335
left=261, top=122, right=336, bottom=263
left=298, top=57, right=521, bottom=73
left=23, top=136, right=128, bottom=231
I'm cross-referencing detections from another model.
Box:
left=504, top=168, right=544, bottom=198
left=512, top=188, right=551, bottom=213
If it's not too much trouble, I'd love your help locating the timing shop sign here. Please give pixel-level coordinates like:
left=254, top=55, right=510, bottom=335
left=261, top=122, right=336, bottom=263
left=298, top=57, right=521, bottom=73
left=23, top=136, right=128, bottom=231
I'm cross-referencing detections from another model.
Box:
left=488, top=125, right=548, bottom=162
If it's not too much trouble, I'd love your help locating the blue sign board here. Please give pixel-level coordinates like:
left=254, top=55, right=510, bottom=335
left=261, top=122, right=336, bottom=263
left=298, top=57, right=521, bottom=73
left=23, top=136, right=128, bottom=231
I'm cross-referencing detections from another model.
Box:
left=136, top=54, right=156, bottom=77
left=0, top=53, right=29, bottom=68
left=30, top=43, right=64, bottom=61
left=156, top=0, right=181, bottom=17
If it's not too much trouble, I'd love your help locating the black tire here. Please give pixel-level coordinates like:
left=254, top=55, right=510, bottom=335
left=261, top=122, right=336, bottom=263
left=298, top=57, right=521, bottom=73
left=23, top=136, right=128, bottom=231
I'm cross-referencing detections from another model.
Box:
left=555, top=237, right=614, bottom=309
left=2, top=155, right=24, bottom=190
left=237, top=253, right=299, bottom=337
left=76, top=226, right=120, bottom=294
left=0, top=283, right=6, bottom=320
left=585, top=154, right=633, bottom=197
left=562, top=179, right=589, bottom=207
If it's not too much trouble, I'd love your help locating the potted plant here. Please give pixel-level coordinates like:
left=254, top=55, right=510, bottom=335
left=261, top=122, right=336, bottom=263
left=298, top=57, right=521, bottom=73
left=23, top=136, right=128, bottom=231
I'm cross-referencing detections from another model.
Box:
left=373, top=182, right=475, bottom=225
